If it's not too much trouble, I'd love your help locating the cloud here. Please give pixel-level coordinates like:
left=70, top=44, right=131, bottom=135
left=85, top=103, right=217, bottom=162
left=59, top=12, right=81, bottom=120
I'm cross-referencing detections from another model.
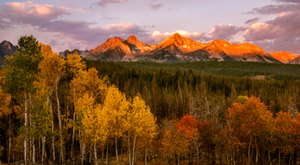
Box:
left=244, top=22, right=281, bottom=41
left=207, top=24, right=244, bottom=40
left=244, top=0, right=300, bottom=53
left=98, top=0, right=129, bottom=7
left=250, top=4, right=300, bottom=15
left=0, top=1, right=147, bottom=51
left=150, top=3, right=163, bottom=10
left=275, top=0, right=300, bottom=3
left=0, top=1, right=69, bottom=29
left=245, top=17, right=260, bottom=24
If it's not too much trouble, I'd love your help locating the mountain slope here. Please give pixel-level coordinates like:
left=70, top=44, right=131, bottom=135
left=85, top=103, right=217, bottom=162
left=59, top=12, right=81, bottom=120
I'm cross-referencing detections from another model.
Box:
left=290, top=55, right=300, bottom=64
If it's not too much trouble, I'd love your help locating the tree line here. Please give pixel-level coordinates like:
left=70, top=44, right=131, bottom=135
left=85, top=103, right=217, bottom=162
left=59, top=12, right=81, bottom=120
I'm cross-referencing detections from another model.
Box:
left=0, top=35, right=299, bottom=164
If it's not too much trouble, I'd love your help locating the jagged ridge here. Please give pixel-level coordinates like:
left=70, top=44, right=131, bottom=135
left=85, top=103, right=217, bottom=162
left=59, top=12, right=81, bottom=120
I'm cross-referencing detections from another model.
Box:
left=88, top=33, right=282, bottom=63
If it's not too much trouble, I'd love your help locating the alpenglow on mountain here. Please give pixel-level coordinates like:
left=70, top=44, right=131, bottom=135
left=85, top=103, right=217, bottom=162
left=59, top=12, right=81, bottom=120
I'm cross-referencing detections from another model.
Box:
left=85, top=33, right=285, bottom=63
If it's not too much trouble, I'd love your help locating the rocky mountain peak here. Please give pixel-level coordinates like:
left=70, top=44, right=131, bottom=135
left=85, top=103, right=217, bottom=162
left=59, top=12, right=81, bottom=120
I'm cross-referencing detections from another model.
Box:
left=157, top=33, right=203, bottom=52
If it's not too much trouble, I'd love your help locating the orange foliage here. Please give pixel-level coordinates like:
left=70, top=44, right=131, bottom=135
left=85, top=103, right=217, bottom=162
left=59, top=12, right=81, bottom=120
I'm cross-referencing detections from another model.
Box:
left=176, top=115, right=198, bottom=138
left=227, top=96, right=273, bottom=148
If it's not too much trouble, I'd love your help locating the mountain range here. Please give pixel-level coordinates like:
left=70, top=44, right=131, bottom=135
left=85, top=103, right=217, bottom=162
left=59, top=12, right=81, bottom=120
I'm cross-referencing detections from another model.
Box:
left=86, top=33, right=299, bottom=63
left=1, top=33, right=300, bottom=64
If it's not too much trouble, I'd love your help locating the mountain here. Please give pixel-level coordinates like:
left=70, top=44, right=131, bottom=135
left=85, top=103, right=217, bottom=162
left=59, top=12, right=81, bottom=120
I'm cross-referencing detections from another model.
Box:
left=156, top=33, right=204, bottom=52
left=89, top=37, right=137, bottom=61
left=87, top=33, right=281, bottom=63
left=270, top=52, right=297, bottom=63
left=125, top=36, right=153, bottom=53
left=200, top=40, right=277, bottom=62
left=59, top=49, right=89, bottom=59
left=290, top=55, right=300, bottom=64
left=0, top=40, right=17, bottom=65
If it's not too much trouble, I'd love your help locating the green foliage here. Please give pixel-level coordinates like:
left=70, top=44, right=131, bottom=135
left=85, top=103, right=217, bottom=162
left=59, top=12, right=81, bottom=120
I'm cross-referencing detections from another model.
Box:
left=4, top=35, right=42, bottom=96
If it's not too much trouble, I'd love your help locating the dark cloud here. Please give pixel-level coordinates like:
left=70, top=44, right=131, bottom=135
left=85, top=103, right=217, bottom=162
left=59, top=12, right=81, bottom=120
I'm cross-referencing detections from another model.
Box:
left=245, top=17, right=260, bottom=24
left=151, top=4, right=163, bottom=10
left=275, top=0, right=300, bottom=3
left=98, top=0, right=129, bottom=7
left=208, top=24, right=244, bottom=40
left=250, top=4, right=300, bottom=15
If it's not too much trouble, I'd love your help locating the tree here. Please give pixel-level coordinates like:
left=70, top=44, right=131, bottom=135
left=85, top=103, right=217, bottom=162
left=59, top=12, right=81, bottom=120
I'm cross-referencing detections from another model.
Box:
left=4, top=35, right=41, bottom=165
left=34, top=43, right=65, bottom=163
left=102, top=86, right=130, bottom=165
left=65, top=53, right=86, bottom=79
left=197, top=119, right=219, bottom=164
left=176, top=115, right=200, bottom=162
left=70, top=67, right=108, bottom=164
left=0, top=88, right=11, bottom=117
left=70, top=68, right=108, bottom=103
left=0, top=88, right=12, bottom=163
left=160, top=120, right=190, bottom=164
left=273, top=112, right=300, bottom=164
left=226, top=96, right=273, bottom=164
left=77, top=94, right=109, bottom=165
left=127, top=96, right=157, bottom=165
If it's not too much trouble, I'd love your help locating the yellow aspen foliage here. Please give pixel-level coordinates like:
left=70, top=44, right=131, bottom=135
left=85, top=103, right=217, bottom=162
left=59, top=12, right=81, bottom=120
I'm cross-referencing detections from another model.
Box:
left=103, top=86, right=130, bottom=138
left=130, top=96, right=157, bottom=140
left=35, top=44, right=65, bottom=96
left=70, top=68, right=108, bottom=102
left=65, top=53, right=86, bottom=77
left=78, top=94, right=109, bottom=146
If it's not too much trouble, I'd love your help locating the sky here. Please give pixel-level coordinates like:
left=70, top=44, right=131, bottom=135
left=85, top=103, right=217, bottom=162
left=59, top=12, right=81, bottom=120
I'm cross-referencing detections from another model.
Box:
left=0, top=0, right=299, bottom=54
